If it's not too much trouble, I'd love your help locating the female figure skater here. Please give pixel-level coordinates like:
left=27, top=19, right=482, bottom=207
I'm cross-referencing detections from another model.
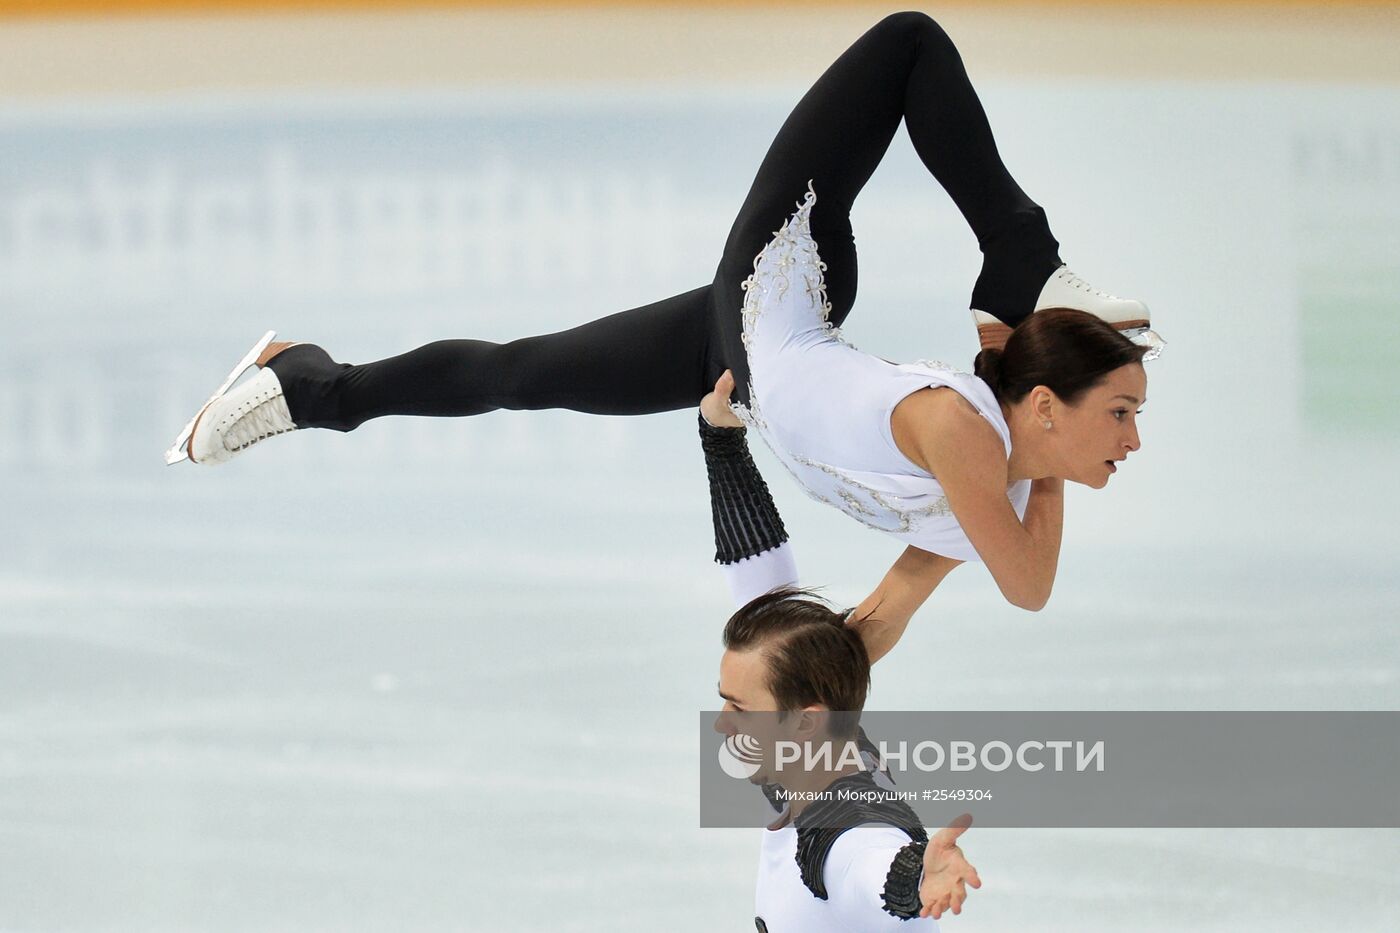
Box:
left=168, top=12, right=1159, bottom=657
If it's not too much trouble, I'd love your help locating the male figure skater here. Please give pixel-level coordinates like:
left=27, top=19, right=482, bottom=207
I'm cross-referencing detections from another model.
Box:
left=699, top=374, right=980, bottom=930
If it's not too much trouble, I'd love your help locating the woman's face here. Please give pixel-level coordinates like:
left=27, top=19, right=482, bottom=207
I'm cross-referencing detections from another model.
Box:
left=1051, top=362, right=1147, bottom=489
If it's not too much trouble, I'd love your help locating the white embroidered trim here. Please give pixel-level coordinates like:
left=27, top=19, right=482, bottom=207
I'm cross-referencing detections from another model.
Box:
left=732, top=182, right=953, bottom=534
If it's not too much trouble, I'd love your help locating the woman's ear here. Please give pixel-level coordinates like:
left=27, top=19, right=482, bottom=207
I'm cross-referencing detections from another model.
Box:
left=1029, top=385, right=1056, bottom=424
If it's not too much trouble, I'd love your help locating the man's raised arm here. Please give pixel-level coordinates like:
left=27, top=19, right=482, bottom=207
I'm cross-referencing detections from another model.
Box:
left=699, top=372, right=797, bottom=607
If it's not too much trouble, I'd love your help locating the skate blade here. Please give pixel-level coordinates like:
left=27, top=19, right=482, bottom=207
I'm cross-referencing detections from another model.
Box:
left=1123, top=326, right=1166, bottom=361
left=164, top=330, right=277, bottom=465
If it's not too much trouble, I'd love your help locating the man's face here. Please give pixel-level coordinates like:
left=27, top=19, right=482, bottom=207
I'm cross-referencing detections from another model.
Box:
left=716, top=647, right=779, bottom=716
left=713, top=647, right=806, bottom=784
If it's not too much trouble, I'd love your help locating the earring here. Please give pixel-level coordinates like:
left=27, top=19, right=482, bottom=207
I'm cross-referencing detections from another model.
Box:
left=1043, top=421, right=1053, bottom=430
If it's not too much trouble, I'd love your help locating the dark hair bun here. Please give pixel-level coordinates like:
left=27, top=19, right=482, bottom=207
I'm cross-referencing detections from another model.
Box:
left=976, top=309, right=1148, bottom=406
left=973, top=347, right=1003, bottom=391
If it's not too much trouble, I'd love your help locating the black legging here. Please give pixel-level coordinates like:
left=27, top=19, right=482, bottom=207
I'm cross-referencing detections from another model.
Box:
left=270, top=12, right=1061, bottom=431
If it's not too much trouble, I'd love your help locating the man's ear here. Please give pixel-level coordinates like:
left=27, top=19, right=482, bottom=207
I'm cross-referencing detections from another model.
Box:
left=796, top=706, right=832, bottom=741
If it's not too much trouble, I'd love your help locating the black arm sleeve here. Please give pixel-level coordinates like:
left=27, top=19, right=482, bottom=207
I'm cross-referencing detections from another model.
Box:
left=699, top=413, right=789, bottom=564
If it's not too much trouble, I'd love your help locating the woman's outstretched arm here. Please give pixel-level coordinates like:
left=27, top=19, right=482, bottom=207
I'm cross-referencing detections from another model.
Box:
left=846, top=473, right=1066, bottom=661
left=892, top=388, right=1064, bottom=611
left=704, top=372, right=959, bottom=664
left=849, top=547, right=964, bottom=664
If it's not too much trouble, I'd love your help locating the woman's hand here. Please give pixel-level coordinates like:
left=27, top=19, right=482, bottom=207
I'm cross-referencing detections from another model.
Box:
left=700, top=370, right=744, bottom=428
left=849, top=547, right=962, bottom=663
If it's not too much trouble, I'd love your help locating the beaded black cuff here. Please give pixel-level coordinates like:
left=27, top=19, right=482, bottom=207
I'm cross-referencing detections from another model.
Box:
left=881, top=840, right=928, bottom=919
left=700, top=412, right=789, bottom=564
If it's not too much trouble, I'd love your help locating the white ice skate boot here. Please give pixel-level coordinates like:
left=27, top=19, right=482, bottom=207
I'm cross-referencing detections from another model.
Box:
left=972, top=265, right=1164, bottom=358
left=164, top=331, right=301, bottom=465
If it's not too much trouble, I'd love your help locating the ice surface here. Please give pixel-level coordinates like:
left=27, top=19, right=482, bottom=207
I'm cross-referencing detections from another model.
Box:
left=1, top=71, right=1397, bottom=932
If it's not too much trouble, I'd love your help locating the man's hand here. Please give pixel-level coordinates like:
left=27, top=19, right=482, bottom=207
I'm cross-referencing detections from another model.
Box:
left=700, top=370, right=743, bottom=429
left=919, top=813, right=981, bottom=919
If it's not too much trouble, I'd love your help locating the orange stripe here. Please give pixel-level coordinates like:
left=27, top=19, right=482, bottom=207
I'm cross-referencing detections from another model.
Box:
left=4, top=0, right=1400, bottom=17
left=0, top=0, right=554, bottom=14
left=7, top=0, right=652, bottom=16
left=5, top=0, right=880, bottom=16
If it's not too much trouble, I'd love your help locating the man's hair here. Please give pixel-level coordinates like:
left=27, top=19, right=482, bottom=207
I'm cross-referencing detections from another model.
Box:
left=722, top=587, right=871, bottom=739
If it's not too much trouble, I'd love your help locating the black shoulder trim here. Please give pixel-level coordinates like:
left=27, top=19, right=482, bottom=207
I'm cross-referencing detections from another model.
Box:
left=792, top=772, right=929, bottom=900
left=881, top=840, right=928, bottom=919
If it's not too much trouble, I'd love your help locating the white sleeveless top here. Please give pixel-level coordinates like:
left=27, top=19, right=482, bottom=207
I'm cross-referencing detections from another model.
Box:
left=733, top=184, right=1030, bottom=563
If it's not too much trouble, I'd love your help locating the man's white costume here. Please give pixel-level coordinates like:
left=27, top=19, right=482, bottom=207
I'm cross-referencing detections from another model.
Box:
left=701, top=415, right=937, bottom=931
